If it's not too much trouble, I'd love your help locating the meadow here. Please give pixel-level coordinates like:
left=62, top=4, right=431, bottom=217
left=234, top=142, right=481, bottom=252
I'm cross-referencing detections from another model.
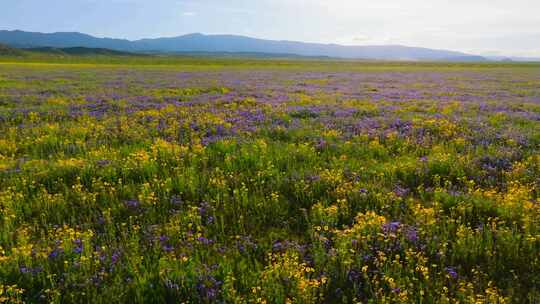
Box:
left=0, top=58, right=539, bottom=303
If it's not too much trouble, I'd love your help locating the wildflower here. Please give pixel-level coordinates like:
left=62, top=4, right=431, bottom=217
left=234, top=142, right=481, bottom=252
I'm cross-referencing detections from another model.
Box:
left=48, top=248, right=63, bottom=260
left=197, top=275, right=223, bottom=301
left=170, top=195, right=183, bottom=206
left=393, top=186, right=410, bottom=197
left=124, top=199, right=141, bottom=209
left=405, top=226, right=419, bottom=243
left=73, top=240, right=83, bottom=254
left=96, top=159, right=111, bottom=166
left=445, top=267, right=458, bottom=279
left=197, top=237, right=214, bottom=246
left=382, top=221, right=401, bottom=233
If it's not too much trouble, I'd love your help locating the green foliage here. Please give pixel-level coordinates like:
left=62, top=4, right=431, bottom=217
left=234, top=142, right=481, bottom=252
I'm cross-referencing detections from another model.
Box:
left=0, top=59, right=539, bottom=303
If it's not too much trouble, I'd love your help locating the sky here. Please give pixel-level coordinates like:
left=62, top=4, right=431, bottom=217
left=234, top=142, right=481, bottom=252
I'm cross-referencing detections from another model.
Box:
left=1, top=0, right=539, bottom=57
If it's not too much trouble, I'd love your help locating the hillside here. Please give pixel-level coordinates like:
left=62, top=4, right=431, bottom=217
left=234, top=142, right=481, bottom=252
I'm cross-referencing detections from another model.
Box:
left=0, top=30, right=488, bottom=61
left=27, top=46, right=144, bottom=56
left=0, top=43, right=24, bottom=56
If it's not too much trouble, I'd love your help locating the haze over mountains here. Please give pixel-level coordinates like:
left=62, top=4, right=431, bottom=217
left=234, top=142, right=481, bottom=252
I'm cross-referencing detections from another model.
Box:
left=0, top=29, right=532, bottom=61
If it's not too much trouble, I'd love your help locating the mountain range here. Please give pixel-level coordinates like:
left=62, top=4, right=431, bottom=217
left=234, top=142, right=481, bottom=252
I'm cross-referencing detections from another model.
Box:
left=0, top=29, right=505, bottom=61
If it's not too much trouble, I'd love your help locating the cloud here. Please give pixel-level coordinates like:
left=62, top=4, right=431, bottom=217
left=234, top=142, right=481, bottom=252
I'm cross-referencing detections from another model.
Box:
left=2, top=0, right=539, bottom=56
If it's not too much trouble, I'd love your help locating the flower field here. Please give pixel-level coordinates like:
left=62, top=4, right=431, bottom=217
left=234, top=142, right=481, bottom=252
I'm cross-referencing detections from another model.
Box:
left=0, top=60, right=539, bottom=303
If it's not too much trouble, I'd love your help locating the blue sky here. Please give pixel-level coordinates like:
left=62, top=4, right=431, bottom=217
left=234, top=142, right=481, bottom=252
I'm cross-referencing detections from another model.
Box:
left=1, top=0, right=539, bottom=57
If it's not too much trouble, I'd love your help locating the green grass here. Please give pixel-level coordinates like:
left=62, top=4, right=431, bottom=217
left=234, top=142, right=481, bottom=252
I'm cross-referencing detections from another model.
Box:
left=0, top=56, right=539, bottom=303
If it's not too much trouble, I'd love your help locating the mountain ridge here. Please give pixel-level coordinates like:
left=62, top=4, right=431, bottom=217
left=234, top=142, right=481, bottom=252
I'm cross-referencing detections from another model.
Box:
left=0, top=29, right=487, bottom=61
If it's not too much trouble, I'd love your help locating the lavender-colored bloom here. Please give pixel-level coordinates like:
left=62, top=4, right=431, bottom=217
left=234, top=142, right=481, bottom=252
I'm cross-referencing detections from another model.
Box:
left=125, top=199, right=141, bottom=209
left=111, top=250, right=120, bottom=265
left=347, top=269, right=362, bottom=284
left=197, top=237, right=214, bottom=246
left=162, top=244, right=174, bottom=252
left=393, top=186, right=410, bottom=198
left=48, top=247, right=63, bottom=259
left=236, top=235, right=258, bottom=253
left=405, top=226, right=419, bottom=243
left=20, top=265, right=43, bottom=276
left=198, top=201, right=214, bottom=225
left=382, top=221, right=401, bottom=233
left=170, top=195, right=183, bottom=206
left=73, top=243, right=83, bottom=254
left=445, top=267, right=458, bottom=279
left=272, top=240, right=285, bottom=252
left=315, top=139, right=327, bottom=151
left=97, top=216, right=106, bottom=226
left=363, top=254, right=373, bottom=262
left=306, top=174, right=321, bottom=182
left=96, top=159, right=111, bottom=166
left=197, top=275, right=223, bottom=301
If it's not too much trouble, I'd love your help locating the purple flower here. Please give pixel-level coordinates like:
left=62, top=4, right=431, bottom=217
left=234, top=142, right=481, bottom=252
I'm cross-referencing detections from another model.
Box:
left=125, top=199, right=141, bottom=209
left=306, top=174, right=321, bottom=182
left=445, top=267, right=458, bottom=279
left=347, top=269, right=362, bottom=284
left=157, top=119, right=167, bottom=132
left=19, top=266, right=43, bottom=275
left=111, top=251, right=121, bottom=265
left=405, top=227, right=419, bottom=243
left=394, top=186, right=410, bottom=198
left=73, top=245, right=83, bottom=254
left=198, top=201, right=214, bottom=225
left=73, top=239, right=83, bottom=254
left=315, top=139, right=327, bottom=150
left=170, top=195, right=183, bottom=206
left=48, top=248, right=63, bottom=259
left=272, top=240, right=285, bottom=252
left=197, top=237, right=214, bottom=246
left=162, top=244, right=174, bottom=252
left=96, top=159, right=111, bottom=166
left=197, top=275, right=223, bottom=301
left=382, top=221, right=401, bottom=233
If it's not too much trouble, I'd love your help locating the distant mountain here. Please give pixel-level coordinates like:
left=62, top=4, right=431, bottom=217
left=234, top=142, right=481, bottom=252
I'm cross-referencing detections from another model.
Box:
left=158, top=51, right=334, bottom=59
left=0, top=43, right=143, bottom=57
left=0, top=30, right=134, bottom=50
left=485, top=55, right=540, bottom=62
left=0, top=29, right=488, bottom=61
left=136, top=33, right=486, bottom=61
left=441, top=55, right=488, bottom=62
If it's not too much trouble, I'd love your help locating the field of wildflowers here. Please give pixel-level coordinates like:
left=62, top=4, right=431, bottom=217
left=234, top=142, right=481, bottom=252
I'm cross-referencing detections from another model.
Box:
left=0, top=59, right=539, bottom=303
